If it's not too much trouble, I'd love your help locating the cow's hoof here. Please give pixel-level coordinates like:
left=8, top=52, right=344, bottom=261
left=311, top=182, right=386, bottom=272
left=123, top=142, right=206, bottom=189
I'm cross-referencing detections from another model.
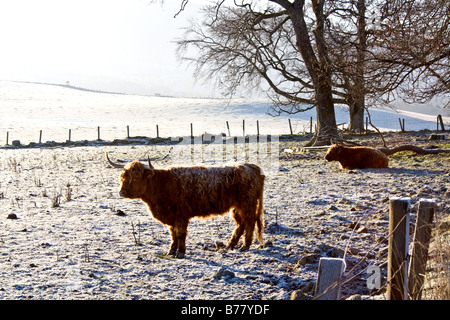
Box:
left=239, top=246, right=250, bottom=252
left=167, top=250, right=176, bottom=257
left=176, top=252, right=185, bottom=259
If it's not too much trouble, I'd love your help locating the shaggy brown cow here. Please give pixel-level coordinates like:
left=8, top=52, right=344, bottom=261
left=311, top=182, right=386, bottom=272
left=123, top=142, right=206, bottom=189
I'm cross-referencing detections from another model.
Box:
left=324, top=144, right=389, bottom=169
left=106, top=153, right=265, bottom=258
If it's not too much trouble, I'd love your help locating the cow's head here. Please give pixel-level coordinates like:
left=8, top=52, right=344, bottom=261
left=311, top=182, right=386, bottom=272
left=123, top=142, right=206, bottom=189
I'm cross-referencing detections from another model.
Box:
left=106, top=152, right=154, bottom=199
left=324, top=144, right=342, bottom=162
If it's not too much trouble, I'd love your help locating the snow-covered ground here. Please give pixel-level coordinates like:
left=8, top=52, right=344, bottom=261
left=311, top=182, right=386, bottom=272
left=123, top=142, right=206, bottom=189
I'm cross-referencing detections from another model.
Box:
left=1, top=81, right=448, bottom=145
left=0, top=133, right=448, bottom=300
left=0, top=81, right=448, bottom=301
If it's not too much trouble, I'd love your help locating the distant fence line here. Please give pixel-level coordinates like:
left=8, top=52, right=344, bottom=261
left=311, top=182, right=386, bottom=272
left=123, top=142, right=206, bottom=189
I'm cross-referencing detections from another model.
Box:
left=1, top=115, right=446, bottom=147
left=2, top=118, right=308, bottom=146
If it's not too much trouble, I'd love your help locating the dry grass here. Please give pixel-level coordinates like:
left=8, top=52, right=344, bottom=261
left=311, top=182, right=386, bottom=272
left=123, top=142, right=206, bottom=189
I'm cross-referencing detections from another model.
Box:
left=422, top=213, right=450, bottom=300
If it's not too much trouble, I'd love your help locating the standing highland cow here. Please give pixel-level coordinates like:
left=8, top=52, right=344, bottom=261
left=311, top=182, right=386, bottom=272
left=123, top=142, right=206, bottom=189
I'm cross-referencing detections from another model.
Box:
left=106, top=153, right=265, bottom=258
left=324, top=144, right=389, bottom=169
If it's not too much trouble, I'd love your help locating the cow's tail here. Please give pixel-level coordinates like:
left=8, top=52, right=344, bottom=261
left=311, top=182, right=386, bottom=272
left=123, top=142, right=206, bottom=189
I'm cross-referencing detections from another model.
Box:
left=256, top=192, right=264, bottom=244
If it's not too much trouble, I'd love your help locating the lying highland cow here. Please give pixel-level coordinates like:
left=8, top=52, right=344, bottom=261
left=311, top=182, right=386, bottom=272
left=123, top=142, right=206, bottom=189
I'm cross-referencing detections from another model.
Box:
left=324, top=144, right=389, bottom=169
left=106, top=153, right=265, bottom=258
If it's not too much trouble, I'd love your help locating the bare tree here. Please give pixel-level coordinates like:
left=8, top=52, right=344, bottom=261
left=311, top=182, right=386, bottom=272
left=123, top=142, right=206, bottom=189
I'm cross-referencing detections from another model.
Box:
left=326, top=0, right=368, bottom=131
left=177, top=0, right=339, bottom=146
left=175, top=0, right=449, bottom=143
left=178, top=5, right=315, bottom=106
left=367, top=0, right=449, bottom=105
left=327, top=0, right=449, bottom=128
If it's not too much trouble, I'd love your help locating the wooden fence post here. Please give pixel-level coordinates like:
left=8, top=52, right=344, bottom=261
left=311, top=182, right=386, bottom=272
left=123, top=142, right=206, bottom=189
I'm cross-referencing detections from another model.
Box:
left=387, top=197, right=410, bottom=300
left=314, top=257, right=346, bottom=300
left=39, top=130, right=42, bottom=144
left=437, top=115, right=445, bottom=131
left=408, top=199, right=436, bottom=300
left=6, top=131, right=9, bottom=145
left=289, top=119, right=293, bottom=135
left=127, top=125, right=130, bottom=138
left=365, top=117, right=368, bottom=134
left=226, top=121, right=231, bottom=137
left=97, top=126, right=101, bottom=140
left=399, top=118, right=405, bottom=132
left=68, top=129, right=71, bottom=142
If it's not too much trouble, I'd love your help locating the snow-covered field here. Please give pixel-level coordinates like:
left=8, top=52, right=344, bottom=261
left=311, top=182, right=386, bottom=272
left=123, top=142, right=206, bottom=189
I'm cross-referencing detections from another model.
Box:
left=1, top=80, right=447, bottom=146
left=0, top=81, right=448, bottom=302
left=0, top=132, right=449, bottom=301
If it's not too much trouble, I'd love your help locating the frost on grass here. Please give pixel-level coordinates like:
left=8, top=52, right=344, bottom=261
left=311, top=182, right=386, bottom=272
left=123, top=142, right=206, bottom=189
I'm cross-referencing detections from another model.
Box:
left=0, top=136, right=448, bottom=300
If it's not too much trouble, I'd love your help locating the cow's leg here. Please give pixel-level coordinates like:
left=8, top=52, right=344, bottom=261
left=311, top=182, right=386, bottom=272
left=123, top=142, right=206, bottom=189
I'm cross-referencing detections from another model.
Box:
left=241, top=221, right=255, bottom=251
left=174, top=219, right=189, bottom=259
left=227, top=209, right=245, bottom=249
left=228, top=224, right=245, bottom=249
left=237, top=200, right=259, bottom=251
left=241, top=202, right=257, bottom=250
left=168, top=226, right=178, bottom=256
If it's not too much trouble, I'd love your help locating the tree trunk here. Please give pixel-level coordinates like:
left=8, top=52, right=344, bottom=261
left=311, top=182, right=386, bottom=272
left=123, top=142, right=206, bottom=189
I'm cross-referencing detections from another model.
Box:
left=312, top=81, right=338, bottom=145
left=348, top=0, right=366, bottom=134
left=348, top=98, right=365, bottom=132
left=287, top=0, right=338, bottom=146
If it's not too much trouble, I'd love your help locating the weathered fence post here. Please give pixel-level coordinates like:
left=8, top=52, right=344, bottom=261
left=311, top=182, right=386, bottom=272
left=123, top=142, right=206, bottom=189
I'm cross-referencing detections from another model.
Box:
left=387, top=197, right=410, bottom=300
left=288, top=119, right=293, bottom=135
left=226, top=121, right=230, bottom=137
left=68, top=129, right=71, bottom=142
left=242, top=119, right=245, bottom=137
left=437, top=115, right=445, bottom=131
left=399, top=118, right=405, bottom=132
left=156, top=125, right=159, bottom=138
left=97, top=126, right=101, bottom=140
left=314, top=257, right=346, bottom=300
left=6, top=131, right=9, bottom=145
left=127, top=125, right=130, bottom=138
left=39, top=130, right=42, bottom=144
left=408, top=199, right=436, bottom=300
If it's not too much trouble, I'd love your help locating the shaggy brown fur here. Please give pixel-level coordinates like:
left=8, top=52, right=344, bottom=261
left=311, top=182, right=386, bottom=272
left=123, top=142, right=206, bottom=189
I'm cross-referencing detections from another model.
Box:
left=324, top=144, right=389, bottom=169
left=113, top=160, right=265, bottom=258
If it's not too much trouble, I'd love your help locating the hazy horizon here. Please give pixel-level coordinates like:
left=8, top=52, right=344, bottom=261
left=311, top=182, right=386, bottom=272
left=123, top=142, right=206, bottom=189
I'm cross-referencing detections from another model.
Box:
left=0, top=0, right=217, bottom=98
left=0, top=0, right=447, bottom=111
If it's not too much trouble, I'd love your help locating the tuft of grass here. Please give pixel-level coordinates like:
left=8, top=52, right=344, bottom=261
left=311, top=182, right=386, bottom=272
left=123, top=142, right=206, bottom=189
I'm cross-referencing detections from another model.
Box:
left=33, top=174, right=43, bottom=187
left=422, top=214, right=450, bottom=300
left=65, top=182, right=72, bottom=201
left=7, top=158, right=20, bottom=173
left=51, top=192, right=61, bottom=208
left=131, top=221, right=142, bottom=246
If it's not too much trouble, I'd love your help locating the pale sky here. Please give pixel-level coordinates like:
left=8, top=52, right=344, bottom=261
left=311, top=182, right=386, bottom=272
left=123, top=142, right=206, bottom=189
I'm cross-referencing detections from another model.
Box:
left=0, top=0, right=213, bottom=97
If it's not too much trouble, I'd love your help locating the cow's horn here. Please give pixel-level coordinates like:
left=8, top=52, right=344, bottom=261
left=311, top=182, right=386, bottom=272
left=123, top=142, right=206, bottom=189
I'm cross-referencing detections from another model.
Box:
left=105, top=152, right=125, bottom=168
left=148, top=156, right=154, bottom=169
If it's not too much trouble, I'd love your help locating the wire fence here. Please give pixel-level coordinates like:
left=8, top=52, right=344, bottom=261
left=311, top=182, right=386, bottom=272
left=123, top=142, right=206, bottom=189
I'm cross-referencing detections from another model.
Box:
left=1, top=113, right=447, bottom=148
